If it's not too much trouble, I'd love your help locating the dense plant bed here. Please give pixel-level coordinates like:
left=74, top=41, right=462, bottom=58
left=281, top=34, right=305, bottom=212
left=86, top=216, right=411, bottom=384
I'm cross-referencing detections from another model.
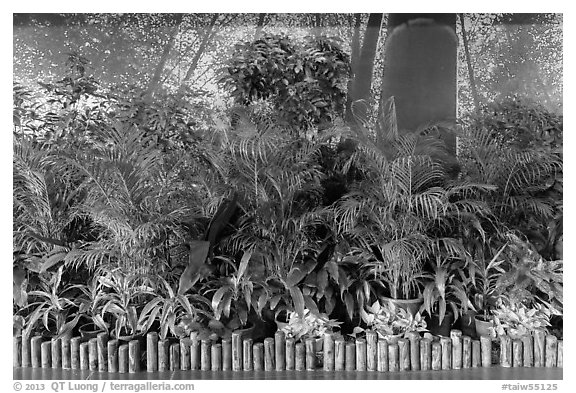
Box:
left=13, top=329, right=562, bottom=374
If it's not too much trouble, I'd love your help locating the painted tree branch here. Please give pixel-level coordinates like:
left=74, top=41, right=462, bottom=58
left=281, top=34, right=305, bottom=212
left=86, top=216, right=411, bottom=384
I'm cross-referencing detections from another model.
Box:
left=180, top=13, right=220, bottom=88
left=146, top=15, right=183, bottom=98
left=459, top=14, right=480, bottom=111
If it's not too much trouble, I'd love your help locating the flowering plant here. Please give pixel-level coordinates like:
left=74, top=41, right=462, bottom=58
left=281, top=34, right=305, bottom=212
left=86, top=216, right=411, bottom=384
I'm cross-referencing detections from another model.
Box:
left=353, top=300, right=427, bottom=340
left=491, top=302, right=551, bottom=339
left=280, top=308, right=342, bottom=341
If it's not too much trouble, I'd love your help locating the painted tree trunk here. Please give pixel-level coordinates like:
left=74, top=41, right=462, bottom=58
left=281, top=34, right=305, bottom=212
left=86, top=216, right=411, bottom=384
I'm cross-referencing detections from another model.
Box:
left=380, top=14, right=457, bottom=153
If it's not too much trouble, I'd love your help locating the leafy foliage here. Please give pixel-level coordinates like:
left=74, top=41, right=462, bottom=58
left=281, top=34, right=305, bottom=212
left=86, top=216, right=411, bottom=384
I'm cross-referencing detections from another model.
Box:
left=221, top=33, right=350, bottom=131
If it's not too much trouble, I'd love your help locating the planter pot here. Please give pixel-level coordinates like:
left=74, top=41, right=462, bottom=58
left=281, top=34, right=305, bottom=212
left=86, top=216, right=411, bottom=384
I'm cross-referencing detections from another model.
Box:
left=474, top=315, right=494, bottom=338
left=382, top=297, right=424, bottom=317
left=274, top=312, right=289, bottom=332
left=235, top=322, right=256, bottom=340
left=459, top=311, right=477, bottom=338
left=426, top=311, right=454, bottom=337
left=79, top=323, right=105, bottom=341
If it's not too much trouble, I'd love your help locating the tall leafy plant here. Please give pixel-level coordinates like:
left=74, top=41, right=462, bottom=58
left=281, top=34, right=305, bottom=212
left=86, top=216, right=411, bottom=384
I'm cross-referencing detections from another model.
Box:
left=334, top=98, right=493, bottom=301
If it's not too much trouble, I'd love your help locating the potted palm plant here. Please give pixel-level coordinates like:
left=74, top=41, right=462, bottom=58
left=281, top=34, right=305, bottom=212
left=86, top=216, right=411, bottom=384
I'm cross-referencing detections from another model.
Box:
left=204, top=251, right=270, bottom=339
left=466, top=244, right=508, bottom=337
left=421, top=257, right=472, bottom=336
left=335, top=98, right=491, bottom=316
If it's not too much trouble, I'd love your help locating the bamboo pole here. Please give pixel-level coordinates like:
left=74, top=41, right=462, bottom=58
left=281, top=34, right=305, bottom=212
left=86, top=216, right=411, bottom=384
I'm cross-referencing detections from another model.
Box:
left=462, top=335, right=472, bottom=368
left=170, top=343, right=180, bottom=371
left=190, top=339, right=200, bottom=370
left=22, top=336, right=31, bottom=367
left=275, top=331, right=285, bottom=371
left=158, top=339, right=170, bottom=372
left=107, top=339, right=119, bottom=373
left=41, top=341, right=51, bottom=368
left=480, top=336, right=492, bottom=367
left=420, top=337, right=432, bottom=371
left=118, top=344, right=128, bottom=373
left=232, top=332, right=243, bottom=371
left=128, top=340, right=140, bottom=373
left=440, top=336, right=452, bottom=370
left=377, top=339, right=388, bottom=372
left=96, top=332, right=108, bottom=372
left=450, top=330, right=462, bottom=369
left=13, top=336, right=22, bottom=367
left=431, top=341, right=442, bottom=371
left=200, top=339, right=211, bottom=371
left=286, top=338, right=295, bottom=370
left=472, top=339, right=481, bottom=368
left=222, top=339, right=232, bottom=371
left=253, top=342, right=264, bottom=371
left=71, top=337, right=81, bottom=370
left=398, top=338, right=410, bottom=372
left=264, top=337, right=275, bottom=371
left=545, top=335, right=558, bottom=368
left=512, top=339, right=523, bottom=367
left=306, top=338, right=316, bottom=371
left=366, top=331, right=377, bottom=371
left=61, top=336, right=71, bottom=369
left=243, top=339, right=253, bottom=371
left=324, top=334, right=335, bottom=371
left=522, top=335, right=534, bottom=367
left=146, top=332, right=158, bottom=372
left=388, top=342, right=399, bottom=372
left=533, top=330, right=545, bottom=367
left=406, top=332, right=420, bottom=371
left=356, top=338, right=367, bottom=371
left=211, top=343, right=222, bottom=371
left=180, top=338, right=191, bottom=371
left=500, top=335, right=512, bottom=367
left=31, top=336, right=42, bottom=368
left=88, top=338, right=98, bottom=371
left=345, top=342, right=356, bottom=371
left=335, top=337, right=345, bottom=371
left=295, top=342, right=305, bottom=371
left=51, top=337, right=61, bottom=369
left=557, top=340, right=563, bottom=368
left=79, top=342, right=89, bottom=370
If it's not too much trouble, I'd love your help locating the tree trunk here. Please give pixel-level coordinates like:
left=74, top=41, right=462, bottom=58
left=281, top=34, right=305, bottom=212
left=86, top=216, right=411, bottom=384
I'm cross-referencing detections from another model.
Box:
left=345, top=13, right=362, bottom=123
left=146, top=16, right=182, bottom=99
left=180, top=13, right=219, bottom=88
left=346, top=13, right=383, bottom=124
left=380, top=14, right=458, bottom=154
left=253, top=13, right=266, bottom=40
left=459, top=13, right=480, bottom=111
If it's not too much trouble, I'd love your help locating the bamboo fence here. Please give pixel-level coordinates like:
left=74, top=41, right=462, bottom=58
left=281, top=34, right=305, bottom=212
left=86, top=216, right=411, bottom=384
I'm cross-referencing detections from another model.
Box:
left=13, top=329, right=563, bottom=374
